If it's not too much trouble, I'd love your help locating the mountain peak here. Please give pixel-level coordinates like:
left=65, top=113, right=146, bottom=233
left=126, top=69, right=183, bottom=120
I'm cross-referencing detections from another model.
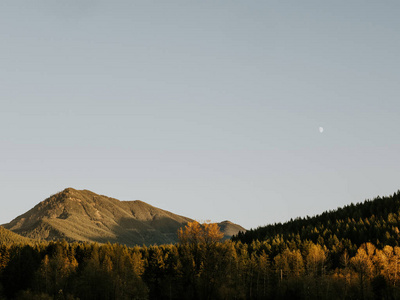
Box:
left=59, top=187, right=79, bottom=196
left=3, top=189, right=245, bottom=246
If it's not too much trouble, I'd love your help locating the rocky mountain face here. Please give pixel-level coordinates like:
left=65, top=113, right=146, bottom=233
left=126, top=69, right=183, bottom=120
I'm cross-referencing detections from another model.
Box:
left=2, top=188, right=245, bottom=246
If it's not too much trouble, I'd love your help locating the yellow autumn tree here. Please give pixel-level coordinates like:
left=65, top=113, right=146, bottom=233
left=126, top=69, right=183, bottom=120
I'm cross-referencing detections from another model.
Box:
left=350, top=243, right=376, bottom=299
left=178, top=221, right=224, bottom=245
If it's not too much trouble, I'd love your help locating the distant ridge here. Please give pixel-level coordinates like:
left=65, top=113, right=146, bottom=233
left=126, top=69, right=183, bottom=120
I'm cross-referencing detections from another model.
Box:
left=3, top=188, right=245, bottom=246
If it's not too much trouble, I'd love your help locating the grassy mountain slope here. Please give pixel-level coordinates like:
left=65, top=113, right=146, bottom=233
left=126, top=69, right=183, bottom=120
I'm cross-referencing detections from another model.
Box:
left=0, top=226, right=33, bottom=245
left=3, top=188, right=245, bottom=246
left=233, top=190, right=400, bottom=249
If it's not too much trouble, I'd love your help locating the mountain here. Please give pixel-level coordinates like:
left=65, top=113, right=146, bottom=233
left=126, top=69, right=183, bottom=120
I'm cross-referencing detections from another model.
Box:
left=233, top=190, right=400, bottom=249
left=3, top=188, right=245, bottom=246
left=218, top=220, right=246, bottom=238
left=0, top=226, right=33, bottom=245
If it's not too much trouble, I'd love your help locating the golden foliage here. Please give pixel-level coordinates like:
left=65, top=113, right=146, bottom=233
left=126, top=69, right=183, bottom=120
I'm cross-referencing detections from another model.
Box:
left=178, top=221, right=224, bottom=245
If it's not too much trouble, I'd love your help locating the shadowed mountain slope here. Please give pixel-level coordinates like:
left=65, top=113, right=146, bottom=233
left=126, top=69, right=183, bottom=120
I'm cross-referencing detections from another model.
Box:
left=3, top=188, right=245, bottom=246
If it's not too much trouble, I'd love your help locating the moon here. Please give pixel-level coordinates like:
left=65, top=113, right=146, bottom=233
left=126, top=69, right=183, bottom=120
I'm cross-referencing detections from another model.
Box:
left=319, top=127, right=324, bottom=133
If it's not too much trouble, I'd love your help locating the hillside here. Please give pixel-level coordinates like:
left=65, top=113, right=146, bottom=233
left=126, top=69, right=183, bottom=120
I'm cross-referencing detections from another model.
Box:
left=233, top=190, right=400, bottom=250
left=0, top=226, right=33, bottom=245
left=2, top=188, right=245, bottom=246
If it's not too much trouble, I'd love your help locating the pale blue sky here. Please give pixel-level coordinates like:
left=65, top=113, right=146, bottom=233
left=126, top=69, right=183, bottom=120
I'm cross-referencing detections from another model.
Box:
left=1, top=1, right=400, bottom=229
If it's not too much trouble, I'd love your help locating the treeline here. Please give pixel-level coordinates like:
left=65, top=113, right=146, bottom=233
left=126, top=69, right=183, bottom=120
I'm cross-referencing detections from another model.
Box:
left=1, top=235, right=400, bottom=298
left=2, top=190, right=400, bottom=300
left=234, top=191, right=400, bottom=251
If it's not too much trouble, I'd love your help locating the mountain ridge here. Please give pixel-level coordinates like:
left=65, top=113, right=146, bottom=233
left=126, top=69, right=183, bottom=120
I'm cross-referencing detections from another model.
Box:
left=3, top=188, right=245, bottom=246
left=233, top=190, right=400, bottom=249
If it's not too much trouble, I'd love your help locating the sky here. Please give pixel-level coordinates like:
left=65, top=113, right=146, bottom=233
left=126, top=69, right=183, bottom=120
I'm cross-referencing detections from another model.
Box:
left=1, top=1, right=400, bottom=230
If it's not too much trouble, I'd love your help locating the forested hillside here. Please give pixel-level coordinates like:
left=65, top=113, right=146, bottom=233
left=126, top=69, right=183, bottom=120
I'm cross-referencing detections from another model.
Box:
left=234, top=191, right=400, bottom=251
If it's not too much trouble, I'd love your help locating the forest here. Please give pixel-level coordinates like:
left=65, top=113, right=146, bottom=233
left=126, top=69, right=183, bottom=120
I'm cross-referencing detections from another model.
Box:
left=2, top=191, right=400, bottom=299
